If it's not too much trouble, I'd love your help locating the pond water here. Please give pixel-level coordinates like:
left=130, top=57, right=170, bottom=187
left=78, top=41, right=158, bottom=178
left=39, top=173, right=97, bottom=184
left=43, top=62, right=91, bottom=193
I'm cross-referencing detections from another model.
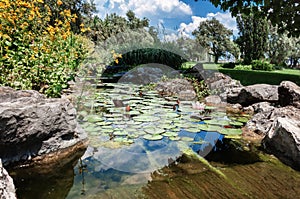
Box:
left=9, top=82, right=300, bottom=199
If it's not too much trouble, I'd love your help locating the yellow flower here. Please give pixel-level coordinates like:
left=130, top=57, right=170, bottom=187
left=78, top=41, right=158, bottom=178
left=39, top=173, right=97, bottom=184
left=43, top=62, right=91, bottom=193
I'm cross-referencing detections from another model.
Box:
left=57, top=0, right=63, bottom=6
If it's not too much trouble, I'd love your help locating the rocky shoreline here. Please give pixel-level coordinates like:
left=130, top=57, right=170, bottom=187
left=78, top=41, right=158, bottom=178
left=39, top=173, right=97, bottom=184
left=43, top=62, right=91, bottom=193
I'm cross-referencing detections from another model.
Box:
left=0, top=87, right=88, bottom=198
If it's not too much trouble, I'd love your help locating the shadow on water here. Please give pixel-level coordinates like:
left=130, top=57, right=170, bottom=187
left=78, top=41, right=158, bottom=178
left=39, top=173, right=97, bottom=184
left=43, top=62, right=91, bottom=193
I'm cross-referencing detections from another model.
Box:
left=7, top=149, right=86, bottom=199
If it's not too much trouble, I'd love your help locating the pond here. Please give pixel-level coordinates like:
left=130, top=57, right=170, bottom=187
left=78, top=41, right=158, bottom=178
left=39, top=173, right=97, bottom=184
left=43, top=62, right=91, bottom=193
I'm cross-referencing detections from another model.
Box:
left=8, top=82, right=300, bottom=199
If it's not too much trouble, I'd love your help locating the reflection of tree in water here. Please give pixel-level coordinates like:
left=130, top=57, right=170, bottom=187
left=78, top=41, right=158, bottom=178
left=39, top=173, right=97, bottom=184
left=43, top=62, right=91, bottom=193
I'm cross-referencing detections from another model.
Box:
left=78, top=158, right=88, bottom=195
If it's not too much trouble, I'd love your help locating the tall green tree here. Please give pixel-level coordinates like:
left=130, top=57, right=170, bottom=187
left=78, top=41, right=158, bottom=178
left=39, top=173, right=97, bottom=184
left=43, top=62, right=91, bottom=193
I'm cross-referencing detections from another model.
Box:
left=267, top=24, right=293, bottom=65
left=236, top=11, right=268, bottom=64
left=192, top=18, right=236, bottom=63
left=199, top=0, right=299, bottom=37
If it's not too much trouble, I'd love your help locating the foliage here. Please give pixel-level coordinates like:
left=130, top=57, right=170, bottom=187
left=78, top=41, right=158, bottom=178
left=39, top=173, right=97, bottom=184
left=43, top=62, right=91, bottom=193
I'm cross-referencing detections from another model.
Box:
left=204, top=0, right=299, bottom=37
left=114, top=48, right=187, bottom=69
left=186, top=77, right=210, bottom=100
left=0, top=0, right=87, bottom=97
left=233, top=64, right=252, bottom=70
left=251, top=60, right=274, bottom=71
left=43, top=0, right=96, bottom=33
left=192, top=18, right=236, bottom=64
left=222, top=62, right=236, bottom=69
left=87, top=10, right=149, bottom=43
left=236, top=10, right=268, bottom=64
left=176, top=37, right=207, bottom=62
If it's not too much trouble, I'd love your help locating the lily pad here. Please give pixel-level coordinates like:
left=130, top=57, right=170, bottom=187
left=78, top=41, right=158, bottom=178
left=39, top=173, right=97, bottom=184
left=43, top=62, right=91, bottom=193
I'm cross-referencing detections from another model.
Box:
left=143, top=134, right=163, bottom=141
left=204, top=119, right=230, bottom=126
left=162, top=131, right=178, bottom=137
left=144, top=128, right=165, bottom=135
left=218, top=128, right=243, bottom=135
left=169, top=136, right=181, bottom=141
left=229, top=121, right=244, bottom=127
left=113, top=131, right=128, bottom=136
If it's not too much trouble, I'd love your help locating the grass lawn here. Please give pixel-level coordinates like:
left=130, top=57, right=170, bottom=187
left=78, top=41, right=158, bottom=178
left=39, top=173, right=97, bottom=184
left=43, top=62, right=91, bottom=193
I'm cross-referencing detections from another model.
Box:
left=201, top=63, right=300, bottom=86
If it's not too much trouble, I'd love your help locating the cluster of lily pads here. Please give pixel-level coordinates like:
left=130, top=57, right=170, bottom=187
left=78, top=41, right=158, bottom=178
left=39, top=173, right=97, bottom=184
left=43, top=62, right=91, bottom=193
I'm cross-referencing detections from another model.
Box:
left=77, top=83, right=249, bottom=148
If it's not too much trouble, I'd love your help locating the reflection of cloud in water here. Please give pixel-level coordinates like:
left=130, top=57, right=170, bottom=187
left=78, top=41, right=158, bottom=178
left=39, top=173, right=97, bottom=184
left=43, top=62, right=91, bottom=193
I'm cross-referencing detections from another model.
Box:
left=92, top=138, right=182, bottom=173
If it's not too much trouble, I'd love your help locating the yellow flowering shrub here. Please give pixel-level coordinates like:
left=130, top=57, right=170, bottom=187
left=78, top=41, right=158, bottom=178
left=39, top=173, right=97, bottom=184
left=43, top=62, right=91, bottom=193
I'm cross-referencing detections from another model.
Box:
left=0, top=0, right=88, bottom=97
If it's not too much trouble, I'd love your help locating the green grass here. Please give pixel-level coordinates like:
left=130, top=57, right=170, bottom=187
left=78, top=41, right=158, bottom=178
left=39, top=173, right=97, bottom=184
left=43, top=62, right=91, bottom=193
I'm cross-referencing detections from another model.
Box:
left=218, top=68, right=300, bottom=86
left=182, top=62, right=300, bottom=86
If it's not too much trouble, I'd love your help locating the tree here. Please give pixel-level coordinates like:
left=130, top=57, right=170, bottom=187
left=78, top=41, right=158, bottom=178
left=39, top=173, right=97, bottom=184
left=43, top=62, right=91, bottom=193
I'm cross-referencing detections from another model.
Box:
left=267, top=24, right=293, bottom=65
left=236, top=11, right=268, bottom=64
left=192, top=18, right=236, bottom=63
left=88, top=11, right=149, bottom=43
left=199, top=0, right=300, bottom=37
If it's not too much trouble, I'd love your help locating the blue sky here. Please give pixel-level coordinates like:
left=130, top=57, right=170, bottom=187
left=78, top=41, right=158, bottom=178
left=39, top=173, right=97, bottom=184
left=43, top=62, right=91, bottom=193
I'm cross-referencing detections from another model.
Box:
left=94, top=0, right=238, bottom=39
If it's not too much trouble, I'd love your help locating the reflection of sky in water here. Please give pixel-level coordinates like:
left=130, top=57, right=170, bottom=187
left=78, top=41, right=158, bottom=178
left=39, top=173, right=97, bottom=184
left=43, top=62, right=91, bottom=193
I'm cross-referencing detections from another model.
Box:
left=81, top=130, right=223, bottom=174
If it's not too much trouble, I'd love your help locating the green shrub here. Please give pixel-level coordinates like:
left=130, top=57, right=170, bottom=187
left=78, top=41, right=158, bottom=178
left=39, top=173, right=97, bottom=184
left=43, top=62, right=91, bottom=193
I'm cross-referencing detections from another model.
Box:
left=251, top=60, right=274, bottom=71
left=0, top=0, right=88, bottom=97
left=221, top=62, right=236, bottom=69
left=234, top=64, right=252, bottom=70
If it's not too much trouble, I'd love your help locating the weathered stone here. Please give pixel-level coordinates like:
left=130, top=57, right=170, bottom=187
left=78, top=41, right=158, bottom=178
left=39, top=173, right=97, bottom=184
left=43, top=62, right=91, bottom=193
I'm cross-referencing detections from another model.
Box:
left=262, top=116, right=300, bottom=170
left=204, top=95, right=222, bottom=105
left=227, top=84, right=278, bottom=106
left=245, top=102, right=276, bottom=135
left=156, top=78, right=196, bottom=100
left=205, top=72, right=242, bottom=101
left=0, top=159, right=16, bottom=199
left=0, top=87, right=88, bottom=166
left=278, top=81, right=300, bottom=108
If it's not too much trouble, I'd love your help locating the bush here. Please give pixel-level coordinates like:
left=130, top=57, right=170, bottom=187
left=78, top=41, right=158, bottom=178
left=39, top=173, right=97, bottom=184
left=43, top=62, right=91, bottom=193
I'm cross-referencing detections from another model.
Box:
left=251, top=60, right=274, bottom=71
left=234, top=64, right=252, bottom=70
left=0, top=0, right=88, bottom=97
left=221, top=62, right=236, bottom=69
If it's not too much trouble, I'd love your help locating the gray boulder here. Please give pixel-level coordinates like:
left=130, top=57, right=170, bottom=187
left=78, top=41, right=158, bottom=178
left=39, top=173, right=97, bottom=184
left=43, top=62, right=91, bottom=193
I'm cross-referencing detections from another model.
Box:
left=278, top=81, right=300, bottom=108
left=0, top=87, right=88, bottom=166
left=227, top=84, right=278, bottom=106
left=245, top=102, right=276, bottom=135
left=0, top=159, right=16, bottom=199
left=262, top=116, right=300, bottom=169
left=156, top=78, right=196, bottom=101
left=205, top=72, right=242, bottom=101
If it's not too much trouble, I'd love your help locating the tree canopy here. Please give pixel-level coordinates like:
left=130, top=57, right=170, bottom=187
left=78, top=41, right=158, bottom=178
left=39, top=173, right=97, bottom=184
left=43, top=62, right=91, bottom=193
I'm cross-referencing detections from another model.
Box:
left=192, top=18, right=236, bottom=63
left=196, top=0, right=300, bottom=37
left=236, top=10, right=269, bottom=64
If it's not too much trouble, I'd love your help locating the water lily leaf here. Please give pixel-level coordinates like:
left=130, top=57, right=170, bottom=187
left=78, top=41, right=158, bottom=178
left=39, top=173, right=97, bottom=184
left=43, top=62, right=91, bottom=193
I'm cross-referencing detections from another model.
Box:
left=183, top=127, right=200, bottom=133
left=198, top=124, right=223, bottom=132
left=229, top=121, right=244, bottom=127
left=113, top=131, right=128, bottom=136
left=86, top=115, right=104, bottom=123
left=204, top=106, right=216, bottom=110
left=96, top=121, right=112, bottom=126
left=236, top=117, right=249, bottom=123
left=143, top=134, right=163, bottom=141
left=144, top=128, right=165, bottom=135
left=164, top=112, right=180, bottom=118
left=162, top=132, right=178, bottom=137
left=84, top=125, right=102, bottom=133
left=218, top=128, right=243, bottom=135
left=204, top=119, right=230, bottom=126
left=169, top=136, right=181, bottom=141
left=224, top=135, right=242, bottom=139
left=133, top=115, right=160, bottom=122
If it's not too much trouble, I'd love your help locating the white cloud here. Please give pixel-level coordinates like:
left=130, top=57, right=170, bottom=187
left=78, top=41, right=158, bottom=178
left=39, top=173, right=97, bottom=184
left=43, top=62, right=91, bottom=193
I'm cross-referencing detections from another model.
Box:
left=94, top=0, right=192, bottom=19
left=178, top=12, right=238, bottom=37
